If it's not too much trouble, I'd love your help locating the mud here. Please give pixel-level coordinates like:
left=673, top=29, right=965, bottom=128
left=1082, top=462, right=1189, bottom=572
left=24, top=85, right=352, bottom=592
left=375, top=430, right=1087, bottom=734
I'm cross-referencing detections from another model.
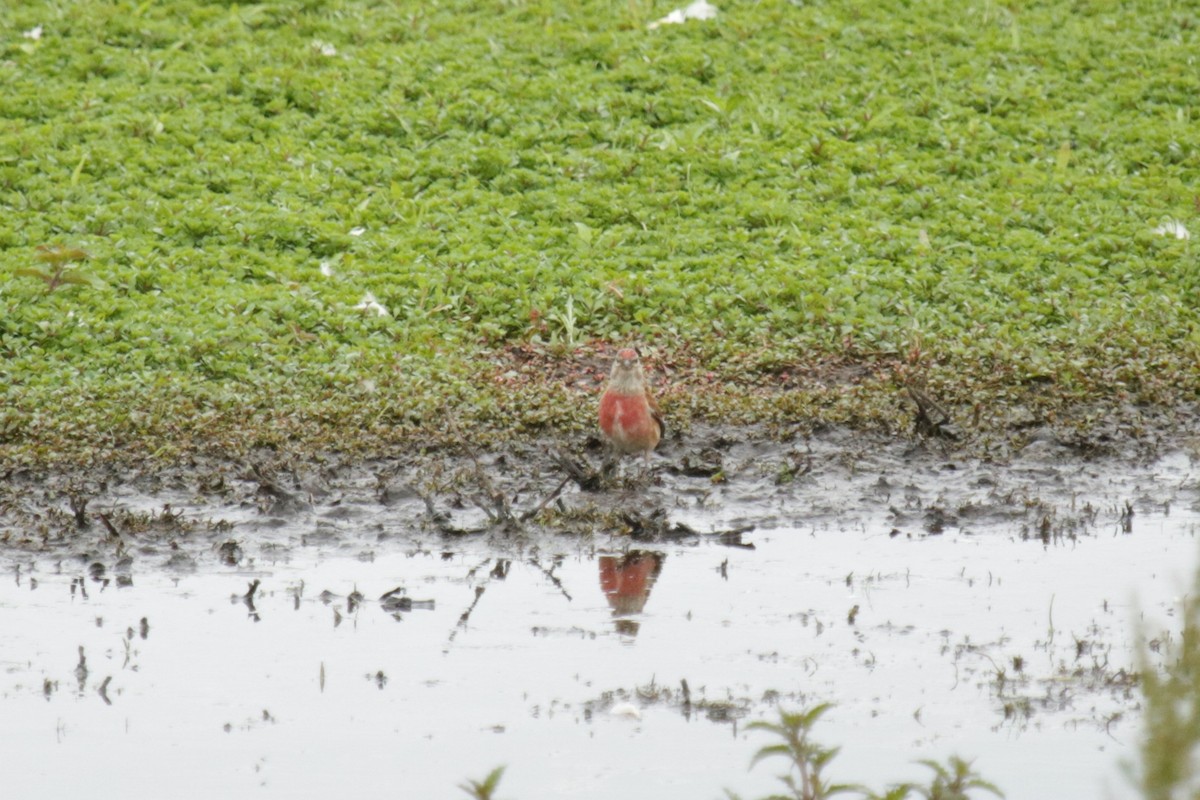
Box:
left=1, top=424, right=1198, bottom=798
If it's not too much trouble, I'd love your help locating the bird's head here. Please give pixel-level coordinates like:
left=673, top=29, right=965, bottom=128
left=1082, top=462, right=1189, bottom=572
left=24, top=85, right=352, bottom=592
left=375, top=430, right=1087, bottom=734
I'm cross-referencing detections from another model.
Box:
left=608, top=347, right=646, bottom=388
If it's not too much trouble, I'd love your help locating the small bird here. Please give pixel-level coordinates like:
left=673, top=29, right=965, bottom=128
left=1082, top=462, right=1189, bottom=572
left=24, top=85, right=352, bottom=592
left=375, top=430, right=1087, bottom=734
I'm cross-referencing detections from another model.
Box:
left=598, top=347, right=664, bottom=465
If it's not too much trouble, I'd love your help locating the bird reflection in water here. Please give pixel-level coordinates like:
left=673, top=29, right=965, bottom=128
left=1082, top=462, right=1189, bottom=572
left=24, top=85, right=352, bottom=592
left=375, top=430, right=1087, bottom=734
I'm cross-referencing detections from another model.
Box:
left=598, top=550, right=664, bottom=637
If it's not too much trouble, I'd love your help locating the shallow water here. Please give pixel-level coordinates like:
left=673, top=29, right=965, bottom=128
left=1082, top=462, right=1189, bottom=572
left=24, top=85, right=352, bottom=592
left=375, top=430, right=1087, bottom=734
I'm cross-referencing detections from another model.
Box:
left=2, top=442, right=1198, bottom=798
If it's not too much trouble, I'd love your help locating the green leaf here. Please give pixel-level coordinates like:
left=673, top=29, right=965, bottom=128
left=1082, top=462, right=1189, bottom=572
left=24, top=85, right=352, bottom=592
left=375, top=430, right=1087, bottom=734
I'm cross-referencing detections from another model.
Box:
left=14, top=268, right=52, bottom=283
left=458, top=766, right=505, bottom=800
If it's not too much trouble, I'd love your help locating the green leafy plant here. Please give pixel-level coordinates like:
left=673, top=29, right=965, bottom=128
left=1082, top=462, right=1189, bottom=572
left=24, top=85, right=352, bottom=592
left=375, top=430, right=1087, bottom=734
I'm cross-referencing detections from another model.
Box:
left=547, top=295, right=582, bottom=351
left=15, top=245, right=94, bottom=293
left=907, top=758, right=1003, bottom=800
left=727, top=706, right=1002, bottom=800
left=459, top=766, right=506, bottom=800
left=1129, top=568, right=1200, bottom=800
left=2, top=0, right=1199, bottom=464
left=736, top=704, right=859, bottom=800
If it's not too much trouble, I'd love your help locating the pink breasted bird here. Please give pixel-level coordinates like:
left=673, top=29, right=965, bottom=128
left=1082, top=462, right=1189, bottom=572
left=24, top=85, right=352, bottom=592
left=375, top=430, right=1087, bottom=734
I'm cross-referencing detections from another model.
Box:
left=598, top=347, right=664, bottom=464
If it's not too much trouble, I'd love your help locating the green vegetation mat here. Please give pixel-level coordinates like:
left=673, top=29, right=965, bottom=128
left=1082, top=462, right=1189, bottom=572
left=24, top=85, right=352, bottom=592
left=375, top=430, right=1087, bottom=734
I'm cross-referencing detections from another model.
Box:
left=1, top=0, right=1197, bottom=464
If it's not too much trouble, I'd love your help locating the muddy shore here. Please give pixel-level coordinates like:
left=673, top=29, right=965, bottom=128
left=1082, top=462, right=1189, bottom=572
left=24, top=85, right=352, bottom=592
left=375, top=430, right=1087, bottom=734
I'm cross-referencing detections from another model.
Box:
left=3, top=403, right=1196, bottom=566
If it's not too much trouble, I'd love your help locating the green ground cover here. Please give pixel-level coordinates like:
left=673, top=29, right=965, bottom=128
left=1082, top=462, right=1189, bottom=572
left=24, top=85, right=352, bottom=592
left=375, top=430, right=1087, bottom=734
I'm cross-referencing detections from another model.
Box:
left=1, top=0, right=1197, bottom=464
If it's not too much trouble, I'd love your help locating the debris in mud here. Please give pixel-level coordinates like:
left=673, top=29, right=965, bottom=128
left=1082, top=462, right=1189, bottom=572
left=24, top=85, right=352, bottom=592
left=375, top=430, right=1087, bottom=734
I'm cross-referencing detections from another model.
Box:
left=906, top=385, right=961, bottom=441
left=620, top=508, right=754, bottom=549
left=585, top=676, right=753, bottom=726
left=379, top=586, right=436, bottom=614
left=922, top=506, right=956, bottom=535
left=412, top=450, right=579, bottom=535
left=1120, top=500, right=1134, bottom=534
left=164, top=549, right=197, bottom=573
left=67, top=493, right=90, bottom=528
left=554, top=448, right=605, bottom=492
left=217, top=540, right=243, bottom=566
left=774, top=448, right=813, bottom=485
left=96, top=512, right=123, bottom=544
left=248, top=463, right=311, bottom=516
left=952, top=634, right=1142, bottom=731
left=73, top=646, right=88, bottom=692
left=235, top=579, right=261, bottom=621
left=610, top=701, right=642, bottom=720
left=671, top=447, right=725, bottom=479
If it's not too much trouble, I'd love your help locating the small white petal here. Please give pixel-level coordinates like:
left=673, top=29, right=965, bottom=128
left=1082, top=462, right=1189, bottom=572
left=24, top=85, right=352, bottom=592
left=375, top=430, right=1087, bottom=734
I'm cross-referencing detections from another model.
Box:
left=684, top=0, right=719, bottom=20
left=649, top=9, right=687, bottom=27
left=23, top=25, right=43, bottom=40
left=319, top=259, right=335, bottom=277
left=312, top=40, right=337, bottom=57
left=610, top=702, right=642, bottom=720
left=353, top=292, right=389, bottom=317
left=349, top=226, right=366, bottom=237
left=1153, top=220, right=1190, bottom=241
left=648, top=1, right=717, bottom=28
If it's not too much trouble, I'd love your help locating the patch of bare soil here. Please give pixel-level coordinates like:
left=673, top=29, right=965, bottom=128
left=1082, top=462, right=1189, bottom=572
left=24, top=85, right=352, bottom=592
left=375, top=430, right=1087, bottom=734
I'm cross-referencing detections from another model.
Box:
left=489, top=340, right=898, bottom=394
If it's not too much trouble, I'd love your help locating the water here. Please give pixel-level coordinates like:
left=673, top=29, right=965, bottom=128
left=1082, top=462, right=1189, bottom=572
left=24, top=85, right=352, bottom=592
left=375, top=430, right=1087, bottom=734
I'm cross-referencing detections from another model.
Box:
left=1, top=512, right=1194, bottom=798
left=2, top=441, right=1198, bottom=798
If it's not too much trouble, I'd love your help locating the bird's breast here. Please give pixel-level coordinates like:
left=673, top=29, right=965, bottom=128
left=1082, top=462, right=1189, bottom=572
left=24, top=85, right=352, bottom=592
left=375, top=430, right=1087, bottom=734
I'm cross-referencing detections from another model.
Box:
left=599, top=390, right=661, bottom=453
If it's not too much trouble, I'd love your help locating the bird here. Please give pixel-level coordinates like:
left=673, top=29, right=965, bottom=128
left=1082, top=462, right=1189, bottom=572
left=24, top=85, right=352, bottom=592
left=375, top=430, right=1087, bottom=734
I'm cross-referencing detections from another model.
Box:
left=598, top=347, right=664, bottom=466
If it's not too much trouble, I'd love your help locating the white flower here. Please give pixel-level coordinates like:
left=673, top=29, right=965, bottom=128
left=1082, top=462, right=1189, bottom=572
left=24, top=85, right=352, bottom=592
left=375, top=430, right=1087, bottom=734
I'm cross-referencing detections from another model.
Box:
left=686, top=0, right=719, bottom=19
left=319, top=259, right=335, bottom=277
left=312, top=40, right=337, bottom=57
left=353, top=292, right=389, bottom=317
left=23, top=25, right=43, bottom=40
left=651, top=8, right=688, bottom=26
left=1153, top=220, right=1190, bottom=241
left=349, top=226, right=366, bottom=237
left=648, top=0, right=718, bottom=29
left=610, top=702, right=642, bottom=720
